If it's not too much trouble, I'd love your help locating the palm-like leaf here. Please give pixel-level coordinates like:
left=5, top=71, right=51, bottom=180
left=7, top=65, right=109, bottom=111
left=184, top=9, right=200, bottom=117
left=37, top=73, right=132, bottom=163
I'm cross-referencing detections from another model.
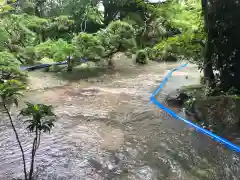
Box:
left=20, top=102, right=56, bottom=133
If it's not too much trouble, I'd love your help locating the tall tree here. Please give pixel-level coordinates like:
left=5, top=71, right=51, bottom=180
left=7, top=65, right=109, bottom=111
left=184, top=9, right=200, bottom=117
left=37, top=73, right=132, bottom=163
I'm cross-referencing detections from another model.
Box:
left=205, top=0, right=240, bottom=92
left=201, top=0, right=215, bottom=88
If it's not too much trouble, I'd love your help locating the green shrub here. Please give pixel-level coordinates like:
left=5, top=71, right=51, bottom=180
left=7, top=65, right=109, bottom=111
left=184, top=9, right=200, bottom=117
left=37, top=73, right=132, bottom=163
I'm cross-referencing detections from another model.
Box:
left=35, top=39, right=74, bottom=62
left=0, top=51, right=27, bottom=82
left=17, top=46, right=37, bottom=65
left=72, top=32, right=104, bottom=61
left=135, top=49, right=148, bottom=64
left=144, top=47, right=156, bottom=60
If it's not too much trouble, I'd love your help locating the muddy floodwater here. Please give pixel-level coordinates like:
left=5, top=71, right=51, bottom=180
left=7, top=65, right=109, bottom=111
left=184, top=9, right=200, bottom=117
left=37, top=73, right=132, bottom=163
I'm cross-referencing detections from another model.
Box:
left=0, top=60, right=240, bottom=180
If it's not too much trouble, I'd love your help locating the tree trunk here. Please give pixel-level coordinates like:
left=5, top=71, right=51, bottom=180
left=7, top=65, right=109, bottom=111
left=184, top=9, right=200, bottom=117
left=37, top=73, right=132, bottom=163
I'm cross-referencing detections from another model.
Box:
left=108, top=58, right=114, bottom=69
left=29, top=137, right=37, bottom=179
left=29, top=129, right=39, bottom=180
left=202, top=0, right=215, bottom=88
left=219, top=52, right=240, bottom=91
left=210, top=0, right=240, bottom=92
left=67, top=58, right=73, bottom=72
left=203, top=40, right=215, bottom=88
left=3, top=103, right=28, bottom=180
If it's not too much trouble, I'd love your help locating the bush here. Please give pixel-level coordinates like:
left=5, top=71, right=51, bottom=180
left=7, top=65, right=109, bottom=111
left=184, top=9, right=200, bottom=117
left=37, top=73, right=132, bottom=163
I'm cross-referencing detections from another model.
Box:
left=17, top=46, right=37, bottom=65
left=106, top=20, right=136, bottom=52
left=0, top=51, right=27, bottom=82
left=135, top=49, right=148, bottom=64
left=35, top=39, right=74, bottom=62
left=72, top=32, right=104, bottom=61
left=94, top=21, right=137, bottom=67
left=95, top=21, right=137, bottom=56
left=154, top=30, right=204, bottom=63
left=144, top=47, right=161, bottom=61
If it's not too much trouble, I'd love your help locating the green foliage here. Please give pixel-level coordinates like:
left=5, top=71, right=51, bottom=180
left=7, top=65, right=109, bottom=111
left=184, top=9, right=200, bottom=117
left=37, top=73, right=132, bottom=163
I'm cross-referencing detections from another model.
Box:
left=9, top=14, right=75, bottom=42
left=0, top=57, right=55, bottom=180
left=95, top=21, right=137, bottom=58
left=84, top=4, right=104, bottom=25
left=0, top=14, right=38, bottom=55
left=123, top=12, right=145, bottom=26
left=0, top=79, right=25, bottom=105
left=0, top=80, right=56, bottom=180
left=35, top=39, right=74, bottom=62
left=107, top=20, right=136, bottom=51
left=153, top=0, right=205, bottom=62
left=157, top=0, right=202, bottom=30
left=19, top=0, right=36, bottom=15
left=51, top=15, right=74, bottom=31
left=135, top=49, right=148, bottom=64
left=34, top=40, right=56, bottom=59
left=154, top=31, right=204, bottom=61
left=2, top=0, right=234, bottom=179
left=17, top=46, right=36, bottom=64
left=0, top=26, right=9, bottom=51
left=45, top=16, right=75, bottom=40
left=90, top=20, right=137, bottom=67
left=144, top=47, right=160, bottom=61
left=20, top=102, right=56, bottom=133
left=0, top=51, right=26, bottom=82
left=15, top=14, right=48, bottom=33
left=73, top=32, right=104, bottom=61
left=0, top=0, right=15, bottom=13
left=0, top=77, right=27, bottom=179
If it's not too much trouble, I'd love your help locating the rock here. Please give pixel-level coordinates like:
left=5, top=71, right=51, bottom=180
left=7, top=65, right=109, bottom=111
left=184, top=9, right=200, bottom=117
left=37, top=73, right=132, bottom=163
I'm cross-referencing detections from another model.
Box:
left=194, top=96, right=240, bottom=124
left=165, top=90, right=189, bottom=107
left=191, top=96, right=240, bottom=138
left=163, top=55, right=177, bottom=62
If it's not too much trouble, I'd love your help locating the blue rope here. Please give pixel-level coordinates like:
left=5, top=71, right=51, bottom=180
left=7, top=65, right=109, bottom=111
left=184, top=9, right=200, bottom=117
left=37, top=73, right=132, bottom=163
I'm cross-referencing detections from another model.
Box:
left=150, top=63, right=240, bottom=153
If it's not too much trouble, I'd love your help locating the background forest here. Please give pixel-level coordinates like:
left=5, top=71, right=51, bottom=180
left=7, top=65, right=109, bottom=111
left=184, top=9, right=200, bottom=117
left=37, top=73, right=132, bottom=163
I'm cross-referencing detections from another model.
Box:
left=0, top=0, right=203, bottom=75
left=1, top=0, right=239, bottom=94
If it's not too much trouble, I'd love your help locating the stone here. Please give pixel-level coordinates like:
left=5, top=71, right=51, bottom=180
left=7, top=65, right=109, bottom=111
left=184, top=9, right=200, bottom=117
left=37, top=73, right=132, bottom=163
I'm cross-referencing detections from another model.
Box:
left=165, top=90, right=189, bottom=107
left=163, top=55, right=178, bottom=62
left=193, top=96, right=240, bottom=135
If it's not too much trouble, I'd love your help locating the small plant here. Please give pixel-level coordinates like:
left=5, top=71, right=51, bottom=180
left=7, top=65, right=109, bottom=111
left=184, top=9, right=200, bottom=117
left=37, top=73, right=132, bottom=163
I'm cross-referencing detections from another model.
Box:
left=144, top=47, right=158, bottom=60
left=226, top=87, right=239, bottom=96
left=184, top=97, right=196, bottom=112
left=19, top=102, right=56, bottom=179
left=0, top=80, right=56, bottom=180
left=135, top=49, right=148, bottom=64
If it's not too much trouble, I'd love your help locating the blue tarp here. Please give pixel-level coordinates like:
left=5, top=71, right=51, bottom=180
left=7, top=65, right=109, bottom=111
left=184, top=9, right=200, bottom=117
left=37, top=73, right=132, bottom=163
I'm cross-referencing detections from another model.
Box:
left=20, top=58, right=88, bottom=71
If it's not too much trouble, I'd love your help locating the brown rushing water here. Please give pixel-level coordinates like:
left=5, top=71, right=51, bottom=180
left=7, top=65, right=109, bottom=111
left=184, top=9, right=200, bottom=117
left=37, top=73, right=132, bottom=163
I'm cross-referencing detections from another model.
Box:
left=0, top=59, right=239, bottom=180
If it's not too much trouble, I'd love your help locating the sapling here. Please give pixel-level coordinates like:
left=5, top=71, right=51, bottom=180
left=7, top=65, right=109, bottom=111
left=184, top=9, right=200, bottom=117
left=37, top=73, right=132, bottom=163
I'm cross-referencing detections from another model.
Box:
left=0, top=80, right=56, bottom=180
